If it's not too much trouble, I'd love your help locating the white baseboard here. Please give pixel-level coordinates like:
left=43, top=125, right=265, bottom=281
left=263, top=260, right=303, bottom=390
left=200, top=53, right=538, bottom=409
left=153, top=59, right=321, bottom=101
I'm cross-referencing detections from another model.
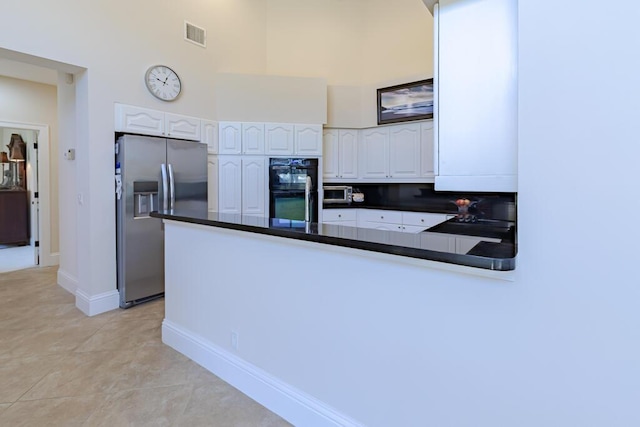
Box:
left=57, top=268, right=77, bottom=295
left=75, top=288, right=120, bottom=316
left=162, top=320, right=362, bottom=427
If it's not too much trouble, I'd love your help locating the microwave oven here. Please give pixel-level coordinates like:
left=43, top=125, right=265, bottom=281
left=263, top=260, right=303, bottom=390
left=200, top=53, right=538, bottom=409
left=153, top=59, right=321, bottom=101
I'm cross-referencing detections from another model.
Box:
left=323, top=185, right=352, bottom=204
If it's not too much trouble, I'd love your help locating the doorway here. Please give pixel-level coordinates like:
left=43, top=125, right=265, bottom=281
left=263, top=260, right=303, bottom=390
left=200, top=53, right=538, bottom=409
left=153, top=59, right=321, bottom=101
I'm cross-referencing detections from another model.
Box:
left=0, top=122, right=53, bottom=273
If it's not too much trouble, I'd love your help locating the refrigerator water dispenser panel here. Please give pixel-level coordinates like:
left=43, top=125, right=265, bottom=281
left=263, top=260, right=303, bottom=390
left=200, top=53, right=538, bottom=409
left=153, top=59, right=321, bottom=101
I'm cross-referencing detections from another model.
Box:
left=133, top=181, right=158, bottom=218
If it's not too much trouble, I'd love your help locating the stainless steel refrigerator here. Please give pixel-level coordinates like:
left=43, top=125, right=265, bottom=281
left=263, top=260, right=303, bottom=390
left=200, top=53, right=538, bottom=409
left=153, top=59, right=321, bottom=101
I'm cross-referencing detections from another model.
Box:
left=115, top=134, right=207, bottom=308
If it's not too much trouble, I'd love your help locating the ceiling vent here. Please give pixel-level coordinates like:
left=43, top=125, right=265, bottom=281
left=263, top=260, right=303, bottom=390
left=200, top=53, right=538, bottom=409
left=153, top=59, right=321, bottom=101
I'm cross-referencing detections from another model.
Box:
left=185, top=21, right=206, bottom=48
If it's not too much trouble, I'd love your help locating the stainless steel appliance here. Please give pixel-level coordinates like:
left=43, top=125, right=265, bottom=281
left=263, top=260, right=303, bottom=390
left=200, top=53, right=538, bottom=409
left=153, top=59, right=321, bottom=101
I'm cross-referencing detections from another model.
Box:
left=268, top=158, right=318, bottom=222
left=323, top=185, right=352, bottom=205
left=115, top=134, right=207, bottom=308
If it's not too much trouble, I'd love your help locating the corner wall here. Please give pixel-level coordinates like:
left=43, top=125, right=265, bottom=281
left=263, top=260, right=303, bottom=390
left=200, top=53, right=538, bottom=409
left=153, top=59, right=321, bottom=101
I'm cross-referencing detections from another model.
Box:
left=0, top=76, right=59, bottom=258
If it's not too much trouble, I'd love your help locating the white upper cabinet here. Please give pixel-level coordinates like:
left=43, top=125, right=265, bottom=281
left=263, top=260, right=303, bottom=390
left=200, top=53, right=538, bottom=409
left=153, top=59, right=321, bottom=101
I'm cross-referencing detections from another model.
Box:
left=202, top=120, right=218, bottom=154
left=241, top=123, right=265, bottom=155
left=323, top=129, right=358, bottom=180
left=360, top=128, right=389, bottom=179
left=294, top=125, right=323, bottom=156
left=114, top=104, right=202, bottom=141
left=115, top=104, right=165, bottom=136
left=165, top=113, right=201, bottom=141
left=265, top=124, right=294, bottom=155
left=219, top=122, right=242, bottom=155
left=389, top=124, right=421, bottom=179
left=420, top=121, right=435, bottom=178
left=435, top=0, right=517, bottom=192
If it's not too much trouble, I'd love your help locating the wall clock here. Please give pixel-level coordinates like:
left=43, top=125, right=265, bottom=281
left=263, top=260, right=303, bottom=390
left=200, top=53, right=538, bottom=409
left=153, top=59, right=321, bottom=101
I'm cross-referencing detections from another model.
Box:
left=144, top=65, right=182, bottom=101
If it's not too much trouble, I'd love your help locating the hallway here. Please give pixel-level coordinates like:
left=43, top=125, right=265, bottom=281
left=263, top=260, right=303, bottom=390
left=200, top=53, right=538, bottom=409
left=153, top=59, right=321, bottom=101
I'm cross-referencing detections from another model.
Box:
left=0, top=266, right=291, bottom=426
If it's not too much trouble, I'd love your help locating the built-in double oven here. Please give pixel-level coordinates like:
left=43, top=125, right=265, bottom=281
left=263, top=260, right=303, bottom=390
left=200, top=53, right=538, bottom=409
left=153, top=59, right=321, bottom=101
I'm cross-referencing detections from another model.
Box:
left=268, top=158, right=318, bottom=222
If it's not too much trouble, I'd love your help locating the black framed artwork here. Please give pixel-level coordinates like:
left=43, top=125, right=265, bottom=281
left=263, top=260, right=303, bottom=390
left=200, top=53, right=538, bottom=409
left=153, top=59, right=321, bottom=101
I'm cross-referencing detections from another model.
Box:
left=377, top=79, right=434, bottom=125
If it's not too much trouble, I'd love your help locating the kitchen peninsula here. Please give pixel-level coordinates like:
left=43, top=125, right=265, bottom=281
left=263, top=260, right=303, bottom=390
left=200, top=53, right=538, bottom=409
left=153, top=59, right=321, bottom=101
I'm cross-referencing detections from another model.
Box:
left=152, top=207, right=516, bottom=426
left=151, top=208, right=516, bottom=271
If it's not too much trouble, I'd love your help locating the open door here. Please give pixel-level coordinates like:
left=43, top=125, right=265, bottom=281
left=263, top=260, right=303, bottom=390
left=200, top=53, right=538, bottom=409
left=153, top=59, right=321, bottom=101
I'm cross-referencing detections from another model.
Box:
left=27, top=131, right=40, bottom=265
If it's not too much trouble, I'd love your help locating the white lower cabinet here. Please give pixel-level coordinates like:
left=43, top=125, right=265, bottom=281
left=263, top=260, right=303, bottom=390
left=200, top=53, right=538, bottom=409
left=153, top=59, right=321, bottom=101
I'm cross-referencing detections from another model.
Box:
left=421, top=232, right=456, bottom=252
left=241, top=157, right=267, bottom=216
left=401, top=211, right=449, bottom=232
left=207, top=155, right=218, bottom=212
left=218, top=155, right=268, bottom=216
left=322, top=209, right=357, bottom=225
left=218, top=156, right=242, bottom=214
left=321, top=209, right=358, bottom=238
left=421, top=232, right=501, bottom=254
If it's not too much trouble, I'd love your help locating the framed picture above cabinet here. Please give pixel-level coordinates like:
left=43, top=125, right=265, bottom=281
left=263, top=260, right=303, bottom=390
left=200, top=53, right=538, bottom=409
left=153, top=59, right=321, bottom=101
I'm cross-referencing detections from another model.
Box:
left=377, top=79, right=434, bottom=125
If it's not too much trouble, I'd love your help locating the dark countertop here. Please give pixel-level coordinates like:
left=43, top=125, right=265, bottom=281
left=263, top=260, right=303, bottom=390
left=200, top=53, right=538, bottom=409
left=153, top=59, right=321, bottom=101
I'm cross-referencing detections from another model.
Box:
left=151, top=209, right=516, bottom=271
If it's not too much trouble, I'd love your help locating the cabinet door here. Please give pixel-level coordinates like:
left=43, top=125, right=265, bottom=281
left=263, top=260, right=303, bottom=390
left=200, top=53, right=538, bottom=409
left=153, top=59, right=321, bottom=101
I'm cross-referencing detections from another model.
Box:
left=339, top=129, right=358, bottom=179
left=421, top=232, right=456, bottom=252
left=295, top=125, right=322, bottom=156
left=360, top=128, right=389, bottom=179
left=202, top=120, right=218, bottom=154
left=165, top=113, right=201, bottom=141
left=436, top=0, right=517, bottom=191
left=322, top=208, right=357, bottom=222
left=265, top=124, right=294, bottom=155
left=323, top=129, right=339, bottom=179
left=402, top=211, right=448, bottom=228
left=241, top=157, right=267, bottom=216
left=389, top=124, right=420, bottom=178
left=420, top=121, right=435, bottom=177
left=242, top=123, right=265, bottom=155
left=219, top=122, right=242, bottom=155
left=207, top=155, right=219, bottom=212
left=115, top=104, right=164, bottom=136
left=218, top=156, right=242, bottom=214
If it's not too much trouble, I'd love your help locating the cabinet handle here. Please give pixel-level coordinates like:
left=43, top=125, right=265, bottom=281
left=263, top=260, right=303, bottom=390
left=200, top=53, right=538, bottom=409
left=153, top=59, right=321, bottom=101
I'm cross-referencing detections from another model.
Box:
left=421, top=219, right=424, bottom=222
left=338, top=214, right=342, bottom=218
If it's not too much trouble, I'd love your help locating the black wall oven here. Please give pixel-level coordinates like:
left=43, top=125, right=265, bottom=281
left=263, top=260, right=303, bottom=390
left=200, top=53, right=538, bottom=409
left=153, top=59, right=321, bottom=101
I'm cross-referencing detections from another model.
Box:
left=268, top=158, right=318, bottom=222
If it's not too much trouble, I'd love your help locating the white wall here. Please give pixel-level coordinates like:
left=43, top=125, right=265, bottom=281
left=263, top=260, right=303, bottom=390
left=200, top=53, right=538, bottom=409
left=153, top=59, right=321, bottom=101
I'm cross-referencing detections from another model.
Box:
left=215, top=73, right=327, bottom=124
left=265, top=0, right=433, bottom=128
left=0, top=0, right=269, bottom=312
left=169, top=2, right=640, bottom=427
left=0, top=76, right=59, bottom=256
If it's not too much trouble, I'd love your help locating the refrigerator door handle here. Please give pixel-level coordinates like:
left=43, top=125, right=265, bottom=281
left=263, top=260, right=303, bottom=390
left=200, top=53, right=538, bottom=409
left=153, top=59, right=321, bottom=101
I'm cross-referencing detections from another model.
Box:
left=168, top=163, right=176, bottom=210
left=161, top=163, right=169, bottom=211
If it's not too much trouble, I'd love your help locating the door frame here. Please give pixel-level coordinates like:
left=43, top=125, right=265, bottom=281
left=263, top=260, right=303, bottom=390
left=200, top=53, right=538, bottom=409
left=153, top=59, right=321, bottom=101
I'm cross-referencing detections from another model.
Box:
left=0, top=120, right=55, bottom=267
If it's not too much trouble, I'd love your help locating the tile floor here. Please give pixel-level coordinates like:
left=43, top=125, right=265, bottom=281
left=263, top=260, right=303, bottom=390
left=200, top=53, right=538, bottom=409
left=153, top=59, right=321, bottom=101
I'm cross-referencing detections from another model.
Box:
left=0, top=266, right=292, bottom=427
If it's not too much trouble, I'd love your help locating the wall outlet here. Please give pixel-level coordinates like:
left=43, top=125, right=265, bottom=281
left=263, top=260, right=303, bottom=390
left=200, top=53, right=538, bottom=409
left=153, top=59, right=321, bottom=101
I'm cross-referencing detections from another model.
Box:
left=231, top=331, right=239, bottom=350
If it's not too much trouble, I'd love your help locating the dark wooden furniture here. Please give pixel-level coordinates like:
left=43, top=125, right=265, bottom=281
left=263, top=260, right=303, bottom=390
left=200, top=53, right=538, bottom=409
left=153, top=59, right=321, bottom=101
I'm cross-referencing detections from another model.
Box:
left=0, top=190, right=29, bottom=245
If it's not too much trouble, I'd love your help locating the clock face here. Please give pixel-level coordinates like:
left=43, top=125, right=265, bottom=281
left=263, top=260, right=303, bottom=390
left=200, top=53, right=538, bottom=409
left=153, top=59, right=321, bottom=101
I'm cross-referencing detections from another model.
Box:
left=145, top=65, right=182, bottom=101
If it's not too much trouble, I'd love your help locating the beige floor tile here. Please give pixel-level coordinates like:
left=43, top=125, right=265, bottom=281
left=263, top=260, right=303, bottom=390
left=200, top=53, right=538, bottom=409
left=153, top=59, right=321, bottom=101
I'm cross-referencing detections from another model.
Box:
left=0, top=267, right=290, bottom=426
left=108, top=343, right=217, bottom=393
left=20, top=350, right=137, bottom=401
left=84, top=384, right=192, bottom=427
left=0, top=395, right=101, bottom=427
left=74, top=317, right=162, bottom=353
left=0, top=354, right=63, bottom=403
left=0, top=322, right=102, bottom=359
left=177, top=380, right=293, bottom=427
